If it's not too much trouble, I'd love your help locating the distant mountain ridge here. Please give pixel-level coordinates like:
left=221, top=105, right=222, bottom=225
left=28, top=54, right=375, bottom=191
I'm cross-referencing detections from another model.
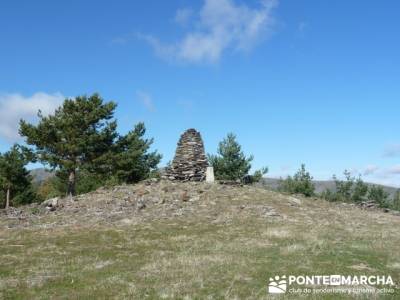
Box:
left=29, top=168, right=54, bottom=185
left=261, top=177, right=398, bottom=197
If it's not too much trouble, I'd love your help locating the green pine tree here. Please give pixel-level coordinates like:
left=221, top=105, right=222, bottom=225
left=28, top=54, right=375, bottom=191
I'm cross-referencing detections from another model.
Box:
left=368, top=185, right=390, bottom=208
left=392, top=190, right=400, bottom=211
left=0, top=145, right=36, bottom=208
left=333, top=170, right=354, bottom=202
left=107, top=122, right=161, bottom=183
left=351, top=176, right=369, bottom=203
left=208, top=133, right=253, bottom=181
left=279, top=164, right=315, bottom=197
left=19, top=94, right=118, bottom=196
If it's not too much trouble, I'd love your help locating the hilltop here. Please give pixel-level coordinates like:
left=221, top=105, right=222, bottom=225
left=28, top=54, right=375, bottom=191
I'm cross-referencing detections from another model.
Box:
left=29, top=168, right=400, bottom=197
left=1, top=180, right=400, bottom=299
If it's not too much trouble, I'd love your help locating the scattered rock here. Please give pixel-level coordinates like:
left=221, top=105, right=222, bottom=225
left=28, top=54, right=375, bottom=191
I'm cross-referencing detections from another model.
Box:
left=263, top=206, right=281, bottom=217
left=41, top=197, right=58, bottom=207
left=181, top=191, right=190, bottom=202
left=2, top=179, right=395, bottom=231
left=218, top=180, right=242, bottom=186
left=137, top=201, right=146, bottom=210
left=288, top=196, right=302, bottom=205
left=41, top=197, right=59, bottom=211
left=119, top=218, right=134, bottom=225
left=359, top=201, right=379, bottom=209
left=136, top=188, right=149, bottom=197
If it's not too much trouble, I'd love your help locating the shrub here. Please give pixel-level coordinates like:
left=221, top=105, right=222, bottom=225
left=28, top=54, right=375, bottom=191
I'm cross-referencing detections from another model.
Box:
left=279, top=164, right=315, bottom=197
left=208, top=133, right=252, bottom=181
left=368, top=185, right=390, bottom=208
left=0, top=145, right=37, bottom=207
left=325, top=171, right=368, bottom=203
left=392, top=190, right=400, bottom=211
left=209, top=133, right=267, bottom=182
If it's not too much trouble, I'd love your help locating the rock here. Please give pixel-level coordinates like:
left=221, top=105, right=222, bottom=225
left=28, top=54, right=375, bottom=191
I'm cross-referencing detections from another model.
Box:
left=359, top=201, right=379, bottom=209
left=144, top=178, right=160, bottom=185
left=120, top=218, right=134, bottom=225
left=41, top=197, right=59, bottom=210
left=46, top=205, right=56, bottom=212
left=189, top=195, right=200, bottom=202
left=136, top=188, right=149, bottom=197
left=137, top=201, right=146, bottom=210
left=288, top=196, right=302, bottom=205
left=264, top=206, right=281, bottom=217
left=166, top=129, right=208, bottom=181
left=181, top=191, right=190, bottom=202
left=219, top=180, right=242, bottom=186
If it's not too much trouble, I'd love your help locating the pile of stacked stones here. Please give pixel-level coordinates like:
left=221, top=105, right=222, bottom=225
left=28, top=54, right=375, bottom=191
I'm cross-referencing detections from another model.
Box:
left=166, top=129, right=208, bottom=181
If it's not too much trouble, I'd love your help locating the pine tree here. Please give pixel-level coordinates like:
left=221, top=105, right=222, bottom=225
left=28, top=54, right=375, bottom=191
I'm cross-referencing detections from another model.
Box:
left=19, top=94, right=118, bottom=197
left=91, top=122, right=162, bottom=184
left=351, top=176, right=369, bottom=203
left=0, top=145, right=35, bottom=208
left=368, top=185, right=389, bottom=208
left=208, top=133, right=253, bottom=181
left=333, top=170, right=354, bottom=201
left=392, top=190, right=400, bottom=211
left=279, top=164, right=315, bottom=197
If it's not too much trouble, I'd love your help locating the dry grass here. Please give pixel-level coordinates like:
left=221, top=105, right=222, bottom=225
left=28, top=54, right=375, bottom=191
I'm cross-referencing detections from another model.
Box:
left=0, top=181, right=399, bottom=299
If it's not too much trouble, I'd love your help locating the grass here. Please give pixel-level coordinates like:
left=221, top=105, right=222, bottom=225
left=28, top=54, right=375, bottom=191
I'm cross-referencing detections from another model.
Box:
left=0, top=184, right=400, bottom=299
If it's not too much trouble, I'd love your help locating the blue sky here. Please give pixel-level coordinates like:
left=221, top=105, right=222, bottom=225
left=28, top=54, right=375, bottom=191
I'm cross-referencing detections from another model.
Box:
left=1, top=0, right=399, bottom=187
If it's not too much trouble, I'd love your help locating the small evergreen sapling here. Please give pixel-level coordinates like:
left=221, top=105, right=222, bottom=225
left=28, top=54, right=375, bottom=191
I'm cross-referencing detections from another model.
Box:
left=208, top=133, right=267, bottom=182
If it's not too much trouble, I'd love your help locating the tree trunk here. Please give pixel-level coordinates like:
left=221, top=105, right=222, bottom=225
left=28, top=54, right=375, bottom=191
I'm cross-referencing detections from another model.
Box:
left=67, top=170, right=76, bottom=199
left=5, top=188, right=10, bottom=209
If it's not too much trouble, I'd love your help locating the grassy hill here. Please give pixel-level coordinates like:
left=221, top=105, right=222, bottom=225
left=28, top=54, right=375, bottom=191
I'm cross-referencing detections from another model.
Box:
left=29, top=168, right=399, bottom=197
left=1, top=180, right=399, bottom=299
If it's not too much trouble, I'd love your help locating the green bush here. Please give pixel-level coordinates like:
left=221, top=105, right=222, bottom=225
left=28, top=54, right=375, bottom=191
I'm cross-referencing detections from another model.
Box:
left=0, top=145, right=37, bottom=207
left=368, top=185, right=390, bottom=208
left=279, top=164, right=315, bottom=197
left=208, top=133, right=267, bottom=183
left=323, top=171, right=368, bottom=203
left=392, top=190, right=400, bottom=211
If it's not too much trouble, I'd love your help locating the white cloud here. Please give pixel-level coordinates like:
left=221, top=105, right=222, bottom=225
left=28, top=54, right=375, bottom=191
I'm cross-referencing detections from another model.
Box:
left=363, top=165, right=379, bottom=176
left=364, top=165, right=400, bottom=188
left=386, top=165, right=400, bottom=175
left=136, top=90, right=155, bottom=112
left=174, top=8, right=193, bottom=25
left=383, top=144, right=400, bottom=157
left=0, top=92, right=64, bottom=142
left=141, top=0, right=278, bottom=64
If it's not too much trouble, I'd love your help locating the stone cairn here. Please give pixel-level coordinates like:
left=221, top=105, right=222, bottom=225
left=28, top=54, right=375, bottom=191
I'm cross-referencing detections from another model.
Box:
left=166, top=129, right=208, bottom=181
